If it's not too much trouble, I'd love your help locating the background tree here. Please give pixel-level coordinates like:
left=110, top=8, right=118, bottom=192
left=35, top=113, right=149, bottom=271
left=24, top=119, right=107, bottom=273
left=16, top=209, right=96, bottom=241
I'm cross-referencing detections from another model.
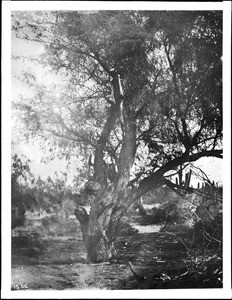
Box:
left=11, top=151, right=81, bottom=229
left=11, top=153, right=35, bottom=228
left=12, top=11, right=222, bottom=262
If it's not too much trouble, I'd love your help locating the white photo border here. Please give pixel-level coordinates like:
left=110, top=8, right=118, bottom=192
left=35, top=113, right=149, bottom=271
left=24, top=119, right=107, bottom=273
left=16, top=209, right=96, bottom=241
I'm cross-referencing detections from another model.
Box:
left=2, top=1, right=231, bottom=299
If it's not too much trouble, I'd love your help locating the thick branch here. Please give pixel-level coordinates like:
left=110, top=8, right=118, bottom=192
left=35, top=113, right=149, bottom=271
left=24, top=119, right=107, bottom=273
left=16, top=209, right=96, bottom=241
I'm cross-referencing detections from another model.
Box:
left=158, top=149, right=222, bottom=176
left=181, top=118, right=190, bottom=147
left=94, top=103, right=120, bottom=183
left=126, top=148, right=222, bottom=206
left=92, top=51, right=115, bottom=77
left=117, top=112, right=136, bottom=190
left=172, top=119, right=185, bottom=146
left=188, top=149, right=222, bottom=161
left=74, top=206, right=89, bottom=242
left=94, top=70, right=125, bottom=183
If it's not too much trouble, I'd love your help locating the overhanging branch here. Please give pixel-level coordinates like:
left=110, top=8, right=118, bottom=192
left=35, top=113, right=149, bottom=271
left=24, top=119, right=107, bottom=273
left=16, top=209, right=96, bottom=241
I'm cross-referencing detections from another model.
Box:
left=127, top=148, right=222, bottom=205
left=189, top=149, right=223, bottom=162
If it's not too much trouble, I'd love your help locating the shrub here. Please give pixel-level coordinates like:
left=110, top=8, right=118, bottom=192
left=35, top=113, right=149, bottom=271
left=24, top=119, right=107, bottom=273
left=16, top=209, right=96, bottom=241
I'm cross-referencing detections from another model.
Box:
left=140, top=201, right=182, bottom=225
left=11, top=154, right=35, bottom=228
left=117, top=220, right=139, bottom=236
left=12, top=227, right=43, bottom=249
left=193, top=211, right=222, bottom=248
left=39, top=213, right=80, bottom=237
left=192, top=192, right=222, bottom=248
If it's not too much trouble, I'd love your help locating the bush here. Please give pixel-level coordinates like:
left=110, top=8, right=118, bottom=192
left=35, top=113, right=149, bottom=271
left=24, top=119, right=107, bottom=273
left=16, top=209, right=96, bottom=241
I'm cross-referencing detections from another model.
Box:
left=39, top=213, right=80, bottom=237
left=140, top=201, right=182, bottom=225
left=117, top=220, right=139, bottom=236
left=193, top=212, right=222, bottom=248
left=11, top=203, right=26, bottom=228
left=12, top=227, right=42, bottom=249
left=11, top=154, right=34, bottom=228
left=192, top=192, right=222, bottom=248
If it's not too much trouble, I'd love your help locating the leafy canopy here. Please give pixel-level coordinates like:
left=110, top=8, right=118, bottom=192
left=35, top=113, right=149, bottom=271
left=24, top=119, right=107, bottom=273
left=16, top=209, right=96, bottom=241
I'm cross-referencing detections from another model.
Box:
left=12, top=11, right=222, bottom=187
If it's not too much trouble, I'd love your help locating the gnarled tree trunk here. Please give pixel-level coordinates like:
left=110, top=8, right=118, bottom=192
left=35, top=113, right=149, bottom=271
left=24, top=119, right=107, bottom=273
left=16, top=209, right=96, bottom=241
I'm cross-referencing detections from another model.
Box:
left=74, top=183, right=124, bottom=262
left=74, top=71, right=139, bottom=263
left=75, top=207, right=116, bottom=262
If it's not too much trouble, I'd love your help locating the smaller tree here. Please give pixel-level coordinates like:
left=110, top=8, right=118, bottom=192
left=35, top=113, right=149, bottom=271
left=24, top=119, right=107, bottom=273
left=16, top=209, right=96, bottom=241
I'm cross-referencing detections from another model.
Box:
left=11, top=154, right=35, bottom=228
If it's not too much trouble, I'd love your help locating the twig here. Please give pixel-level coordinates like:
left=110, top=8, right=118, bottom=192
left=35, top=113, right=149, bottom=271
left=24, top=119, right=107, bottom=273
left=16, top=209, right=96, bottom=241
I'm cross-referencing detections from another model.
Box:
left=128, top=261, right=145, bottom=279
left=163, top=229, right=189, bottom=252
left=188, top=228, right=195, bottom=255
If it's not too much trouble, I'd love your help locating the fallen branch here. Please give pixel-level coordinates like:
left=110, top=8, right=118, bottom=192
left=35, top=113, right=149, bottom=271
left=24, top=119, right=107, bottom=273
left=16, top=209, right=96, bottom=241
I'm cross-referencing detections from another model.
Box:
left=128, top=261, right=146, bottom=279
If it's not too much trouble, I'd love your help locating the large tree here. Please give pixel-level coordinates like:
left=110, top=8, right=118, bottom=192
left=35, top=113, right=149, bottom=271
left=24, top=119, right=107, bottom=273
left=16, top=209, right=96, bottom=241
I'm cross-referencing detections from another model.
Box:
left=12, top=11, right=222, bottom=262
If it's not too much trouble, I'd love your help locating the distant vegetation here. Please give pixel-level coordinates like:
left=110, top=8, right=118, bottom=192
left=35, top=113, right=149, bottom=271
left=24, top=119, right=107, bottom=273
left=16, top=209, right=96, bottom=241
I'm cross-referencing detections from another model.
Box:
left=12, top=152, right=222, bottom=253
left=11, top=153, right=222, bottom=289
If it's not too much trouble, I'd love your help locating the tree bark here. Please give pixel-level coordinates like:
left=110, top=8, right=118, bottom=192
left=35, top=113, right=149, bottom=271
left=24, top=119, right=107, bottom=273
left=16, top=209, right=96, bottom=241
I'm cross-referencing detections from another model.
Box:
left=74, top=72, right=138, bottom=263
left=75, top=182, right=124, bottom=262
left=75, top=193, right=120, bottom=262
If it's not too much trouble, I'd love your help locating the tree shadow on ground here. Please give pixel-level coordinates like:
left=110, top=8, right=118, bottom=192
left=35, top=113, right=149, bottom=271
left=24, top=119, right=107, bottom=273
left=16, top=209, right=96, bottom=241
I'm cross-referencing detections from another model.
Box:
left=11, top=219, right=222, bottom=290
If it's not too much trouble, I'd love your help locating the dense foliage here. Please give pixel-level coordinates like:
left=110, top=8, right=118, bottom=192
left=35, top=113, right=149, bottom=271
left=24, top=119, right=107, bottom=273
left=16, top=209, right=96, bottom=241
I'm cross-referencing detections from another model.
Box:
left=12, top=11, right=222, bottom=187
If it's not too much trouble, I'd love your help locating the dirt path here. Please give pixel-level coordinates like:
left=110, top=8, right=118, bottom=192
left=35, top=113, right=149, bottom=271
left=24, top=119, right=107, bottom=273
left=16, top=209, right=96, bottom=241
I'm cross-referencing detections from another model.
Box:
left=11, top=237, right=132, bottom=290
left=12, top=261, right=131, bottom=290
left=11, top=228, right=222, bottom=290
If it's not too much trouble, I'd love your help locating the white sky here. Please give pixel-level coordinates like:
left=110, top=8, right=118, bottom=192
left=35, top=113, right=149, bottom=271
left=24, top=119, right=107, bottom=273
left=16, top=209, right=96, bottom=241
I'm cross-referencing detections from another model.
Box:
left=11, top=32, right=78, bottom=183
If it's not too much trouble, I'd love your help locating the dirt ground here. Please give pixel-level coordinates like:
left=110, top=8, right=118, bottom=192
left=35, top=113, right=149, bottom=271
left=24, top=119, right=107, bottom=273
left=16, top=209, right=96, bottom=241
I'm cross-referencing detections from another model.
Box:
left=11, top=214, right=222, bottom=290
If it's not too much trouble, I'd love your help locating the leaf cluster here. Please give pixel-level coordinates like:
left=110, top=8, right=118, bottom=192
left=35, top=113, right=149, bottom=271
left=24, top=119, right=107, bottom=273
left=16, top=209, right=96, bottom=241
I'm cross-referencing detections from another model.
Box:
left=12, top=10, right=222, bottom=186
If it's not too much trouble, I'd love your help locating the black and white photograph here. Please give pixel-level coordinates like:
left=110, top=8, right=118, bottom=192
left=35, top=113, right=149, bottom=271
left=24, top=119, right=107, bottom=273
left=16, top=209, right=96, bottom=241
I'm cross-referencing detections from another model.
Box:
left=2, top=1, right=231, bottom=299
